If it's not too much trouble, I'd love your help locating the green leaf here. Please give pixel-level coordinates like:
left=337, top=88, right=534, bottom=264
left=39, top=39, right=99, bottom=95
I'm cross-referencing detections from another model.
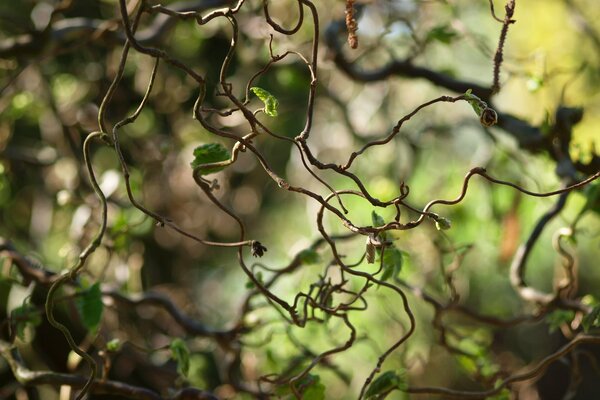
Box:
left=106, top=338, right=122, bottom=352
left=111, top=210, right=129, bottom=233
left=76, top=282, right=103, bottom=330
left=245, top=271, right=263, bottom=289
left=371, top=211, right=388, bottom=243
left=464, top=90, right=486, bottom=117
left=381, top=247, right=403, bottom=281
left=303, top=380, right=325, bottom=400
left=11, top=298, right=42, bottom=341
left=250, top=86, right=279, bottom=117
left=426, top=24, right=457, bottom=44
left=170, top=338, right=190, bottom=378
left=487, top=388, right=511, bottom=400
left=371, top=211, right=385, bottom=227
left=298, top=249, right=321, bottom=265
left=274, top=374, right=325, bottom=399
left=190, top=143, right=231, bottom=175
left=546, top=310, right=575, bottom=333
left=365, top=370, right=407, bottom=399
left=583, top=181, right=600, bottom=215
left=297, top=374, right=325, bottom=400
left=582, top=306, right=600, bottom=332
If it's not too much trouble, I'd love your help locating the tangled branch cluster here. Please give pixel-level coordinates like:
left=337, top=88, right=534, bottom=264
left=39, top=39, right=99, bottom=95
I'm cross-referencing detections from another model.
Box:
left=1, top=0, right=600, bottom=399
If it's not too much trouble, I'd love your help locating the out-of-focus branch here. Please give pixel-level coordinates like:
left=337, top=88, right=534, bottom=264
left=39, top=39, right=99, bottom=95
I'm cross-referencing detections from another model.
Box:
left=0, top=339, right=218, bottom=400
left=324, top=21, right=493, bottom=100
left=324, top=20, right=600, bottom=176
left=406, top=334, right=600, bottom=398
left=509, top=192, right=570, bottom=306
left=0, top=237, right=240, bottom=341
left=0, top=238, right=59, bottom=286
left=107, top=291, right=246, bottom=341
left=564, top=0, right=600, bottom=52
left=0, top=0, right=230, bottom=59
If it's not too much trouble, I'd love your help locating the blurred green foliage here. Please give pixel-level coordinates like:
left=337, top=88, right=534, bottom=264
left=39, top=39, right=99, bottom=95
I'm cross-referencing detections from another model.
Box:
left=0, top=0, right=599, bottom=399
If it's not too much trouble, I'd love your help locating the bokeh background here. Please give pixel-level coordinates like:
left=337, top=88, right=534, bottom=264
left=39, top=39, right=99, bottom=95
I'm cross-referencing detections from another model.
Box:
left=1, top=0, right=599, bottom=399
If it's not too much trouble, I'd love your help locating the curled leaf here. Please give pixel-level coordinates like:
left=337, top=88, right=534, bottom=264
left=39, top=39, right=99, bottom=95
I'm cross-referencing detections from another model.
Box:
left=250, top=86, right=279, bottom=117
left=464, top=89, right=498, bottom=127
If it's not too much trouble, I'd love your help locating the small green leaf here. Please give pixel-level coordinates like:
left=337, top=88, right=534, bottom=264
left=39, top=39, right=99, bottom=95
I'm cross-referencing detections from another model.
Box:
left=76, top=282, right=103, bottom=331
left=426, top=24, right=457, bottom=44
left=111, top=210, right=129, bottom=233
left=435, top=216, right=452, bottom=231
left=464, top=90, right=485, bottom=117
left=190, top=143, right=231, bottom=175
left=11, top=298, right=42, bottom=341
left=381, top=247, right=403, bottom=281
left=581, top=295, right=598, bottom=307
left=583, top=181, right=600, bottom=215
left=365, top=370, right=407, bottom=399
left=582, top=306, right=600, bottom=332
left=487, top=388, right=511, bottom=400
left=294, top=374, right=325, bottom=400
left=250, top=86, right=279, bottom=117
left=303, top=380, right=325, bottom=400
left=463, top=90, right=498, bottom=126
left=371, top=211, right=388, bottom=243
left=546, top=310, right=575, bottom=333
left=245, top=271, right=263, bottom=289
left=106, top=338, right=122, bottom=352
left=371, top=211, right=385, bottom=227
left=298, top=249, right=321, bottom=265
left=170, top=338, right=190, bottom=378
left=526, top=75, right=544, bottom=92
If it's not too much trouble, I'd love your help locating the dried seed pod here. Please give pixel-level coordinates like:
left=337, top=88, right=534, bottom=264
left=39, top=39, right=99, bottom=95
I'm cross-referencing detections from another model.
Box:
left=251, top=241, right=267, bottom=257
left=366, top=235, right=376, bottom=264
